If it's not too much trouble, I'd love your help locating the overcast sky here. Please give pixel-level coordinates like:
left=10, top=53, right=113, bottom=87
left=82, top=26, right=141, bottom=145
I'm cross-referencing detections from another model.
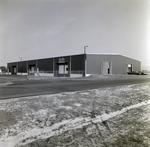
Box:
left=0, top=0, right=150, bottom=70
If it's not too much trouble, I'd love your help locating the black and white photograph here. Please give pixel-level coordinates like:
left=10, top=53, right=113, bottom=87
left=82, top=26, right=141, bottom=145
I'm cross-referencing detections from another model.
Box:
left=0, top=0, right=150, bottom=146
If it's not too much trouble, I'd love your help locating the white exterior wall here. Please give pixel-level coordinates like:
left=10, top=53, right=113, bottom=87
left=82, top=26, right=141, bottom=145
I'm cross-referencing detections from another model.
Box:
left=70, top=74, right=83, bottom=78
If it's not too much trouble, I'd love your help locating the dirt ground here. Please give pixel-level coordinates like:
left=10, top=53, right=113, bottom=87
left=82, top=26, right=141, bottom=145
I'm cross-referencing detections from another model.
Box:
left=0, top=80, right=150, bottom=147
left=20, top=105, right=150, bottom=147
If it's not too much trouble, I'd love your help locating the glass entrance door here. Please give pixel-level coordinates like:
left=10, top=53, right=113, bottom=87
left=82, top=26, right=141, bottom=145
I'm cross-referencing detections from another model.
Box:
left=59, top=65, right=64, bottom=74
left=58, top=64, right=68, bottom=75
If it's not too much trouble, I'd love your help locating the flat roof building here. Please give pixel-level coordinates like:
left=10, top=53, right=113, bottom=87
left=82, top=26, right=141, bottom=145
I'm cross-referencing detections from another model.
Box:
left=7, top=53, right=141, bottom=77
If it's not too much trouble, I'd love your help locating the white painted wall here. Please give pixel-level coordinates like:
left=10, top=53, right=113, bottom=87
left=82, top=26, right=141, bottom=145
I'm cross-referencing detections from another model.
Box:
left=70, top=74, right=83, bottom=78
left=35, top=73, right=54, bottom=76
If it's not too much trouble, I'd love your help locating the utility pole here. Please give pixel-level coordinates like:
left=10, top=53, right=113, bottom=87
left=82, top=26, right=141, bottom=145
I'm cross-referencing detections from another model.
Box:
left=84, top=45, right=88, bottom=77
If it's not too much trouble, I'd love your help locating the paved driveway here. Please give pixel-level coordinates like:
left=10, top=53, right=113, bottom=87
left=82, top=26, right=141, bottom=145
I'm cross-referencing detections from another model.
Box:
left=0, top=75, right=150, bottom=99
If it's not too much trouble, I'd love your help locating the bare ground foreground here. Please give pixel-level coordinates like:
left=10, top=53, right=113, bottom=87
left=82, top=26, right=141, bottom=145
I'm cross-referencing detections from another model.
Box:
left=0, top=76, right=150, bottom=146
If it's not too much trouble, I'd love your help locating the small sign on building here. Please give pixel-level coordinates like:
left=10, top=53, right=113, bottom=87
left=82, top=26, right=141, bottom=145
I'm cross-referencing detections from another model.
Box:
left=58, top=57, right=65, bottom=63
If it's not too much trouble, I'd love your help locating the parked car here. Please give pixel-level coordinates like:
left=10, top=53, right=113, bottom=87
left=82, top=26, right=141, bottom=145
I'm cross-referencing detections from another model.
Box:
left=127, top=71, right=147, bottom=75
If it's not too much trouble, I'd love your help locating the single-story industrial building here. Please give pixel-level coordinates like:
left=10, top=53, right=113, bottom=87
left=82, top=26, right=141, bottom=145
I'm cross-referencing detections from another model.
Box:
left=7, top=53, right=141, bottom=77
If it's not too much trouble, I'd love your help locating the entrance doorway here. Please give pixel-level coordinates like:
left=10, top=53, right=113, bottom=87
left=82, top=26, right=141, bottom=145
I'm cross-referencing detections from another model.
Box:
left=29, top=65, right=36, bottom=75
left=12, top=66, right=17, bottom=74
left=102, top=62, right=112, bottom=75
left=127, top=64, right=132, bottom=73
left=58, top=64, right=68, bottom=75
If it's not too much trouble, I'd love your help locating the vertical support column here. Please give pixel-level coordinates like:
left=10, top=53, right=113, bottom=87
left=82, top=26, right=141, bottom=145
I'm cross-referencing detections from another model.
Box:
left=36, top=60, right=38, bottom=70
left=70, top=56, right=71, bottom=77
left=17, top=62, right=18, bottom=75
left=27, top=61, right=29, bottom=80
left=63, top=65, right=65, bottom=77
left=7, top=68, right=9, bottom=75
left=53, top=58, right=55, bottom=77
left=36, top=60, right=39, bottom=76
left=21, top=57, right=22, bottom=75
left=19, top=57, right=22, bottom=75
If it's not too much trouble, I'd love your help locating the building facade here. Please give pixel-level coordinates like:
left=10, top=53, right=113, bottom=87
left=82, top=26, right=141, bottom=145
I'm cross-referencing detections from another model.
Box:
left=7, top=54, right=141, bottom=77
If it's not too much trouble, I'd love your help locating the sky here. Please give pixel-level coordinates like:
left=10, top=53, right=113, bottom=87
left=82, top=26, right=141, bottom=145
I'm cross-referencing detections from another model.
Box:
left=0, top=0, right=150, bottom=70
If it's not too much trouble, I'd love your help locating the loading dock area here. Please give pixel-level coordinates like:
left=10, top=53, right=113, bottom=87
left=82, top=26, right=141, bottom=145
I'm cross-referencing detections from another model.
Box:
left=7, top=53, right=141, bottom=77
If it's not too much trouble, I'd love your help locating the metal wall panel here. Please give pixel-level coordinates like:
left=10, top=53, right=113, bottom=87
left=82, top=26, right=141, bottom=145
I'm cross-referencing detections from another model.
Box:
left=7, top=62, right=17, bottom=74
left=7, top=54, right=141, bottom=76
left=38, top=58, right=53, bottom=72
left=70, top=54, right=84, bottom=72
left=18, top=61, right=27, bottom=73
left=7, top=61, right=27, bottom=74
left=87, top=54, right=141, bottom=75
left=28, top=60, right=36, bottom=66
left=87, top=54, right=113, bottom=74
left=111, top=55, right=141, bottom=74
